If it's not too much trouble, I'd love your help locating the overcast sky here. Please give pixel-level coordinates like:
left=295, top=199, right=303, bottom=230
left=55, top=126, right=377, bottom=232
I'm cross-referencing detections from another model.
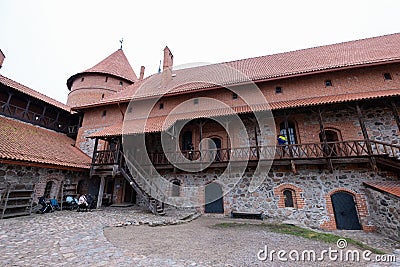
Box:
left=0, top=0, right=399, bottom=104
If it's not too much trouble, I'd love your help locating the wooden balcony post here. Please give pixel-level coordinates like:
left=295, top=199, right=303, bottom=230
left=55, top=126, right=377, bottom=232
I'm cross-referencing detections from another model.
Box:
left=284, top=112, right=297, bottom=174
left=356, top=103, right=377, bottom=171
left=96, top=175, right=106, bottom=209
left=390, top=100, right=400, bottom=133
left=22, top=99, right=31, bottom=119
left=318, top=108, right=333, bottom=172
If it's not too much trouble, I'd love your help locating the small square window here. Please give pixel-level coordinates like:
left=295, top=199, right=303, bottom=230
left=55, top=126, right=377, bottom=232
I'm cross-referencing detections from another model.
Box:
left=81, top=77, right=84, bottom=82
left=275, top=87, right=282, bottom=94
left=102, top=110, right=107, bottom=117
left=232, top=93, right=238, bottom=99
left=127, top=107, right=133, bottom=113
left=325, top=80, right=333, bottom=87
left=119, top=81, right=123, bottom=86
left=159, top=103, right=164, bottom=109
left=383, top=73, right=392, bottom=80
left=193, top=98, right=199, bottom=105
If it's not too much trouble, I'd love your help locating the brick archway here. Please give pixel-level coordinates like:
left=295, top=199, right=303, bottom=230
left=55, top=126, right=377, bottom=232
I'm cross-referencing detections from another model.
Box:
left=321, top=188, right=372, bottom=231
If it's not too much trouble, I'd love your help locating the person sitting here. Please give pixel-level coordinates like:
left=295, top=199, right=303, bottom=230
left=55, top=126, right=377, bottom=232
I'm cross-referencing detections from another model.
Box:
left=77, top=194, right=88, bottom=212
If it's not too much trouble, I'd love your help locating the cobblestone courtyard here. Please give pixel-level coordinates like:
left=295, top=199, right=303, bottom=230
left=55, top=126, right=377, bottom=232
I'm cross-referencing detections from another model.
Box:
left=0, top=207, right=399, bottom=266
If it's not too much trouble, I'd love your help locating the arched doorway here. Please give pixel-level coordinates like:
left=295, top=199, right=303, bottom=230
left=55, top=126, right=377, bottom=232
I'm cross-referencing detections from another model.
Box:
left=210, top=137, right=222, bottom=162
left=320, top=129, right=341, bottom=156
left=331, top=192, right=361, bottom=230
left=205, top=182, right=224, bottom=213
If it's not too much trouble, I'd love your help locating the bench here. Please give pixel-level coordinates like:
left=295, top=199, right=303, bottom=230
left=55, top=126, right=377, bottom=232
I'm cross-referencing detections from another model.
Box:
left=231, top=211, right=263, bottom=220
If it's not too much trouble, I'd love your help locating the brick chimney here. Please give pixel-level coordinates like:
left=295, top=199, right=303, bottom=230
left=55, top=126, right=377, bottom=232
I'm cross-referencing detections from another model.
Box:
left=161, top=46, right=173, bottom=87
left=139, top=66, right=145, bottom=80
left=0, top=49, right=5, bottom=69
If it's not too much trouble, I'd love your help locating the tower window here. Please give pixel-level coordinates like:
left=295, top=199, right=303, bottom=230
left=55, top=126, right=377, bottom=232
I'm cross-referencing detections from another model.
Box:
left=232, top=93, right=238, bottom=99
left=193, top=98, right=199, bottom=105
left=325, top=80, right=333, bottom=87
left=383, top=73, right=392, bottom=80
left=81, top=77, right=84, bottom=82
left=101, top=94, right=105, bottom=99
left=119, top=81, right=123, bottom=86
left=102, top=110, right=107, bottom=117
left=105, top=77, right=108, bottom=82
left=275, top=86, right=282, bottom=94
left=159, top=103, right=164, bottom=109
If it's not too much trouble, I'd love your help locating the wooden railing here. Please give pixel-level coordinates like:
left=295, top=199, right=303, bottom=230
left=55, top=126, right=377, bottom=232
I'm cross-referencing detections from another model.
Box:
left=91, top=140, right=400, bottom=166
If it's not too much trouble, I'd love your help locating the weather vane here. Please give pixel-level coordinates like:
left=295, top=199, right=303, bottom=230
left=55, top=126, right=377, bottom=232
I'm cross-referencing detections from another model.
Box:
left=119, top=38, right=124, bottom=50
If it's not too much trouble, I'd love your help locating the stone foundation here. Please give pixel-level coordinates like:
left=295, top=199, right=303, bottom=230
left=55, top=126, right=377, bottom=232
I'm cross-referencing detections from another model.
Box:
left=0, top=163, right=89, bottom=202
left=159, top=164, right=399, bottom=233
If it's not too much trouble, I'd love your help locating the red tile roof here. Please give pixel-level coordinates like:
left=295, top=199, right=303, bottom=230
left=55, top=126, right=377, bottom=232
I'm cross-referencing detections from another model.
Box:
left=89, top=89, right=400, bottom=138
left=75, top=33, right=400, bottom=109
left=364, top=181, right=400, bottom=198
left=0, top=75, right=71, bottom=111
left=0, top=116, right=91, bottom=169
left=67, top=49, right=137, bottom=90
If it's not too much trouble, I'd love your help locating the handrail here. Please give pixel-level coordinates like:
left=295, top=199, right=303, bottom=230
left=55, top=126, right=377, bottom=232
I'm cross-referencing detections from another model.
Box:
left=91, top=140, right=400, bottom=167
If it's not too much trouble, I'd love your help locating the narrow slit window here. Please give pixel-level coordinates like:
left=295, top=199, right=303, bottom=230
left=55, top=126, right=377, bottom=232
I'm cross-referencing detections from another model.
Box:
left=283, top=189, right=294, bottom=208
left=159, top=103, right=164, bottom=109
left=102, top=110, right=107, bottom=117
left=275, top=86, right=282, bottom=94
left=81, top=77, right=84, bottom=82
left=101, top=94, right=105, bottom=99
left=105, top=77, right=108, bottom=82
left=383, top=73, right=392, bottom=80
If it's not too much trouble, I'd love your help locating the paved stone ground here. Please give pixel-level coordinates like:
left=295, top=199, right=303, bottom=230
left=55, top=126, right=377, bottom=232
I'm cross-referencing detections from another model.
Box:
left=0, top=207, right=399, bottom=266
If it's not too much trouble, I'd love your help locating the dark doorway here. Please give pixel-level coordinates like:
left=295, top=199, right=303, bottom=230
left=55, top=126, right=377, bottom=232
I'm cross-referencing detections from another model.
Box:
left=205, top=182, right=224, bottom=213
left=320, top=129, right=340, bottom=156
left=210, top=138, right=222, bottom=162
left=44, top=181, right=53, bottom=198
left=331, top=192, right=361, bottom=230
left=182, top=131, right=192, bottom=151
left=124, top=180, right=136, bottom=203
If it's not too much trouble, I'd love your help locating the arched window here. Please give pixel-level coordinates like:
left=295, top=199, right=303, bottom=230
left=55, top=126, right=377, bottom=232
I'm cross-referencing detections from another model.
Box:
left=171, top=180, right=181, bottom=197
left=279, top=121, right=297, bottom=144
left=283, top=189, right=295, bottom=208
left=44, top=181, right=53, bottom=198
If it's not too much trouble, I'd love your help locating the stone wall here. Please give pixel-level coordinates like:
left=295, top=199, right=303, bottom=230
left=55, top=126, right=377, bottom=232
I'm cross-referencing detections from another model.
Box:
left=364, top=187, right=400, bottom=241
left=160, top=165, right=399, bottom=232
left=0, top=163, right=89, bottom=202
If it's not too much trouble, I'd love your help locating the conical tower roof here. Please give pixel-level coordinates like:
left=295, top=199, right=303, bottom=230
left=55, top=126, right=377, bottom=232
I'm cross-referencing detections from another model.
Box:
left=67, top=49, right=137, bottom=89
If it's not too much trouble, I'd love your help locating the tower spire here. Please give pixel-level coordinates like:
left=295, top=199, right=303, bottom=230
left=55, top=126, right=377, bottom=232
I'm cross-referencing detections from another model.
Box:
left=119, top=38, right=124, bottom=50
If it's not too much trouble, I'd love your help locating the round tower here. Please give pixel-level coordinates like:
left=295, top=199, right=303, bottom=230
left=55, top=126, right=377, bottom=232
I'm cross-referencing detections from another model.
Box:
left=66, top=49, right=137, bottom=107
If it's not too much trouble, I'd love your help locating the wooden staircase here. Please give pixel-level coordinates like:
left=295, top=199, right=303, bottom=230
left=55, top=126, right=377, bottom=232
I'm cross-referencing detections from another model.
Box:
left=118, top=152, right=166, bottom=216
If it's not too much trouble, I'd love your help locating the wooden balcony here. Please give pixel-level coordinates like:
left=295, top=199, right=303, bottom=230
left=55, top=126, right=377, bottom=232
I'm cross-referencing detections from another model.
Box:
left=91, top=140, right=400, bottom=170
